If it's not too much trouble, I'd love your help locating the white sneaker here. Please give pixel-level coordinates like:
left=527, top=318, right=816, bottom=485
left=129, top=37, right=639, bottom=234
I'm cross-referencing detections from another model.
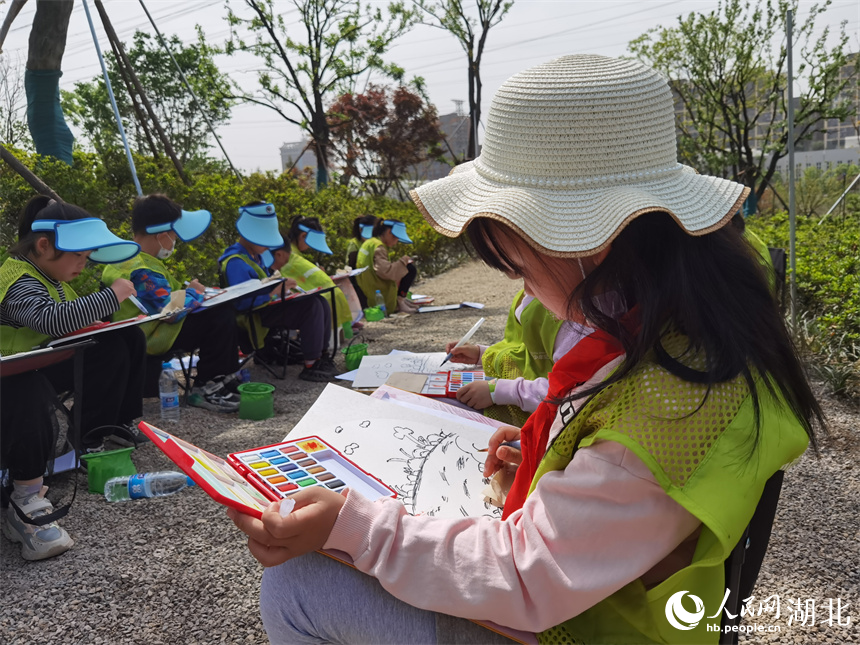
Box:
left=188, top=380, right=240, bottom=413
left=3, top=488, right=73, bottom=561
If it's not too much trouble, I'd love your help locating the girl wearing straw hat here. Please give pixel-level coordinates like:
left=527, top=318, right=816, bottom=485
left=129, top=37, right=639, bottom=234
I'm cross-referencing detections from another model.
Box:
left=229, top=55, right=822, bottom=644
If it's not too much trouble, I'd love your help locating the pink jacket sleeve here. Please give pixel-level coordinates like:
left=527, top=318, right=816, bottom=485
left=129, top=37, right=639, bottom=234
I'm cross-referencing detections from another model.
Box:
left=324, top=440, right=701, bottom=633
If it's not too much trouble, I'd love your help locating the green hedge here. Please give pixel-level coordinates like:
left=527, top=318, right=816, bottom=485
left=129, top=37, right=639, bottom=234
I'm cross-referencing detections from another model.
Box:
left=0, top=149, right=468, bottom=294
left=747, top=205, right=859, bottom=349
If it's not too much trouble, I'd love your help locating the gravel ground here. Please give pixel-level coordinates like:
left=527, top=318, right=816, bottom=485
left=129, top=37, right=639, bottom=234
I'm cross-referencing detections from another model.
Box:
left=1, top=260, right=857, bottom=645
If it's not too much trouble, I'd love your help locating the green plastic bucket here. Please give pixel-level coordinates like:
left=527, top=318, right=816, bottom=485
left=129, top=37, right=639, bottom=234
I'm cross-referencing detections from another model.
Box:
left=363, top=306, right=384, bottom=321
left=238, top=382, right=276, bottom=420
left=341, top=342, right=368, bottom=371
left=79, top=447, right=136, bottom=494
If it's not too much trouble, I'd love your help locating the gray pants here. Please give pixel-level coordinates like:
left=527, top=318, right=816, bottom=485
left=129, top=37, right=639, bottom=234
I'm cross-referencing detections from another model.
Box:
left=260, top=552, right=517, bottom=645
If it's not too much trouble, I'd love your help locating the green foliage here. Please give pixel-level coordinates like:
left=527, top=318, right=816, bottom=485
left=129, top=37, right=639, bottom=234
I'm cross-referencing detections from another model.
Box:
left=0, top=147, right=465, bottom=294
left=225, top=0, right=417, bottom=188
left=629, top=0, right=856, bottom=202
left=747, top=206, right=859, bottom=396
left=769, top=163, right=859, bottom=219
left=62, top=28, right=234, bottom=164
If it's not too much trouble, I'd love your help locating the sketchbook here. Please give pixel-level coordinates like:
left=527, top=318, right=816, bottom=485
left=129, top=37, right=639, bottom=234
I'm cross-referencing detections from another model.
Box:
left=351, top=351, right=474, bottom=389
left=197, top=277, right=285, bottom=308
left=287, top=384, right=501, bottom=519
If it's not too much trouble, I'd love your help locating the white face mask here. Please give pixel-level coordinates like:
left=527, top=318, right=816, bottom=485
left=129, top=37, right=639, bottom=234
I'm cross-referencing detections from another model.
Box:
left=156, top=234, right=175, bottom=260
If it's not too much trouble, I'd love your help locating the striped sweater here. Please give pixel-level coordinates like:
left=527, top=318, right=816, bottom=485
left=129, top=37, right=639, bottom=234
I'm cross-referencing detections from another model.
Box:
left=0, top=257, right=119, bottom=338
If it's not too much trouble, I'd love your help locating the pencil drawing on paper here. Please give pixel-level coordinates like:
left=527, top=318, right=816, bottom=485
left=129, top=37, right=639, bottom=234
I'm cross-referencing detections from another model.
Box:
left=291, top=385, right=502, bottom=520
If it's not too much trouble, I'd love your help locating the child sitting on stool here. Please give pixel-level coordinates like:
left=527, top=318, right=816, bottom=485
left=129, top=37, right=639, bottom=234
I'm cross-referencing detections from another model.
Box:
left=219, top=202, right=336, bottom=382
left=102, top=194, right=240, bottom=413
left=355, top=219, right=418, bottom=314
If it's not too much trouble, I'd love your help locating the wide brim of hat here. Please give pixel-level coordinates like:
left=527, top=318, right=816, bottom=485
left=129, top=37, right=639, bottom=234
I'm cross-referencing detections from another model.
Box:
left=51, top=218, right=140, bottom=264
left=236, top=214, right=283, bottom=248
left=411, top=162, right=748, bottom=257
left=304, top=229, right=332, bottom=255
left=391, top=223, right=412, bottom=244
left=175, top=210, right=212, bottom=242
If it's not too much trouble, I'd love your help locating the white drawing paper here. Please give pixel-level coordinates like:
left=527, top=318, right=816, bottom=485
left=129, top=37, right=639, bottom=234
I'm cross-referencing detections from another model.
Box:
left=286, top=384, right=501, bottom=520
left=352, top=352, right=473, bottom=389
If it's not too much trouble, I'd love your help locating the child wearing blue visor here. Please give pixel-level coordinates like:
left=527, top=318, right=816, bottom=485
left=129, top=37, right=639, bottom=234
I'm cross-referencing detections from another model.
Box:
left=0, top=196, right=146, bottom=560
left=102, top=194, right=240, bottom=413
left=280, top=216, right=355, bottom=334
left=219, top=203, right=336, bottom=382
left=345, top=215, right=377, bottom=310
left=355, top=218, right=418, bottom=314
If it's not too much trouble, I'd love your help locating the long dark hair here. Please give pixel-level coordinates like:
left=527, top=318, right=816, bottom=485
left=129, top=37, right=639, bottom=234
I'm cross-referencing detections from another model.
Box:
left=10, top=195, right=92, bottom=259
left=352, top=215, right=377, bottom=241
left=467, top=212, right=822, bottom=450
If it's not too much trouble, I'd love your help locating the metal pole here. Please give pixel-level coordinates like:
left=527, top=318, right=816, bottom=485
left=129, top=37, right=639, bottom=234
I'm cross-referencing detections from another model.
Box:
left=137, top=0, right=244, bottom=183
left=81, top=0, right=142, bottom=195
left=818, top=171, right=860, bottom=225
left=786, top=9, right=797, bottom=331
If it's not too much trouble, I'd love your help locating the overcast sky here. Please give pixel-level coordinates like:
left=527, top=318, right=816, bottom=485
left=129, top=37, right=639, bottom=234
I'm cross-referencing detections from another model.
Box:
left=2, top=0, right=858, bottom=173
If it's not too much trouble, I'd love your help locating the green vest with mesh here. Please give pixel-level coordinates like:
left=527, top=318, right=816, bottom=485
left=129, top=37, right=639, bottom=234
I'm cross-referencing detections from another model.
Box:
left=102, top=252, right=185, bottom=356
left=282, top=245, right=352, bottom=329
left=219, top=253, right=270, bottom=349
left=355, top=237, right=398, bottom=315
left=743, top=229, right=776, bottom=293
left=531, top=331, right=809, bottom=644
left=482, top=290, right=563, bottom=426
left=0, top=258, right=78, bottom=355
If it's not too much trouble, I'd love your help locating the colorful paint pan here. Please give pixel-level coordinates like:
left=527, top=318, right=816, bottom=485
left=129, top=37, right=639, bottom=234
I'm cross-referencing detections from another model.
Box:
left=229, top=436, right=396, bottom=504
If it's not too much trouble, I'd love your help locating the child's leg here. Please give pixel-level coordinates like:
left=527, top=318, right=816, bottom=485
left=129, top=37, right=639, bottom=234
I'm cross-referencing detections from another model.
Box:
left=398, top=263, right=417, bottom=297
left=0, top=372, right=54, bottom=482
left=39, top=327, right=145, bottom=447
left=171, top=306, right=239, bottom=384
left=259, top=296, right=328, bottom=363
left=260, top=552, right=513, bottom=644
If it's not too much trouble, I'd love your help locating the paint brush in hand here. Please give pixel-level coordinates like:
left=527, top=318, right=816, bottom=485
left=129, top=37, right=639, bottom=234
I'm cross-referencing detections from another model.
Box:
left=441, top=317, right=486, bottom=366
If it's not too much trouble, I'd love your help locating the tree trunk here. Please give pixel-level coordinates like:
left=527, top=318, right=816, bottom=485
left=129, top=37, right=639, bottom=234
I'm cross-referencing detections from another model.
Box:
left=25, top=0, right=74, bottom=164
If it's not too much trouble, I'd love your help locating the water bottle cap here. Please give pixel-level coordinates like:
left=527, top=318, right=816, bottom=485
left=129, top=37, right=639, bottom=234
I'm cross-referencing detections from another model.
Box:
left=162, top=362, right=172, bottom=369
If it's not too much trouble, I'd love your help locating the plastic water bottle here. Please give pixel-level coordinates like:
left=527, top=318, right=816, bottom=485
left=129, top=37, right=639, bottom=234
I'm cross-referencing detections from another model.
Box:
left=159, top=362, right=180, bottom=422
left=375, top=290, right=387, bottom=316
left=104, top=472, right=195, bottom=502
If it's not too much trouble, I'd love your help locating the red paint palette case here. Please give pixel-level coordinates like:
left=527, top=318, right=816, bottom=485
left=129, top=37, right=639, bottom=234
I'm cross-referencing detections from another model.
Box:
left=139, top=422, right=396, bottom=518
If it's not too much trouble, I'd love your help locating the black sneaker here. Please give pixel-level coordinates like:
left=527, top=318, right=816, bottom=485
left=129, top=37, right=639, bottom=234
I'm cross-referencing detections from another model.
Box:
left=316, top=355, right=337, bottom=375
left=298, top=361, right=336, bottom=382
left=109, top=423, right=152, bottom=448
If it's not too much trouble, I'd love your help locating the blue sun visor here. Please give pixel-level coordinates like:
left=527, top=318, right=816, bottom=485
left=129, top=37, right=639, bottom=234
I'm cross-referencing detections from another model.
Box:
left=31, top=218, right=140, bottom=264
left=298, top=224, right=332, bottom=255
left=145, top=209, right=212, bottom=242
left=236, top=203, right=283, bottom=247
left=360, top=224, right=374, bottom=239
left=384, top=220, right=412, bottom=244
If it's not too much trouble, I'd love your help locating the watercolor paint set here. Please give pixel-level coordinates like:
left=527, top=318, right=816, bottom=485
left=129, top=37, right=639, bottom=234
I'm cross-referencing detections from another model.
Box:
left=419, top=371, right=490, bottom=397
left=139, top=422, right=396, bottom=518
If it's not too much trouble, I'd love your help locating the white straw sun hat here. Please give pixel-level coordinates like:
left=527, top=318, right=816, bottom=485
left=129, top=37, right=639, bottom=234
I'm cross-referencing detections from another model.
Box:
left=411, top=55, right=749, bottom=256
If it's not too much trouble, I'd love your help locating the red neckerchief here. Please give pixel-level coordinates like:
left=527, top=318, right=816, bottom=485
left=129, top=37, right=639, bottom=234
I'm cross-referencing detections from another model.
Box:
left=502, top=324, right=628, bottom=519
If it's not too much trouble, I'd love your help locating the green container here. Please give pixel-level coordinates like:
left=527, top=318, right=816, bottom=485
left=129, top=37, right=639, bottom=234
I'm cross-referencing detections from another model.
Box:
left=364, top=306, right=384, bottom=321
left=341, top=342, right=368, bottom=371
left=79, top=447, right=136, bottom=495
left=238, top=382, right=276, bottom=420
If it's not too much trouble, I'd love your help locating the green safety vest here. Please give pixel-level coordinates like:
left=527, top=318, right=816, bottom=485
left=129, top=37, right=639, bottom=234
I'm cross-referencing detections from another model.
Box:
left=346, top=238, right=360, bottom=266
left=219, top=253, right=270, bottom=349
left=102, top=252, right=185, bottom=356
left=482, top=290, right=564, bottom=426
left=743, top=229, right=776, bottom=293
left=281, top=244, right=352, bottom=329
left=355, top=237, right=398, bottom=314
left=0, top=258, right=78, bottom=355
left=532, top=330, right=809, bottom=644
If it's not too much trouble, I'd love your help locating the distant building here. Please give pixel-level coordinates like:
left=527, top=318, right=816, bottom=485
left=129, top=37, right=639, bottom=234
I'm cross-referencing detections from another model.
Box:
left=670, top=52, right=859, bottom=173
left=279, top=139, right=316, bottom=173
left=409, top=111, right=473, bottom=184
